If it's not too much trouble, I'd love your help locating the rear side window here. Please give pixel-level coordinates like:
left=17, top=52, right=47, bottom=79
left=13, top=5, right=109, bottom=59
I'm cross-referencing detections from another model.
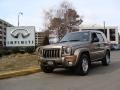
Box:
left=97, top=33, right=104, bottom=42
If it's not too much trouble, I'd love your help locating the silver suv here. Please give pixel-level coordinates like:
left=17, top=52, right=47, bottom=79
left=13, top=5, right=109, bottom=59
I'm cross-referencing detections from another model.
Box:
left=38, top=30, right=111, bottom=75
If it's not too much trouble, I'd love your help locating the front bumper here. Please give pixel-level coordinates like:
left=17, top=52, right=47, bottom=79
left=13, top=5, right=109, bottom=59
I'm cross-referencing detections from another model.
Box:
left=39, top=55, right=77, bottom=67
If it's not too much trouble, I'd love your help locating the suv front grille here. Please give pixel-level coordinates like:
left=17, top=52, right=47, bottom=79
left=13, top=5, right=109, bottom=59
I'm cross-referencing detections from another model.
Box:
left=43, top=49, right=60, bottom=58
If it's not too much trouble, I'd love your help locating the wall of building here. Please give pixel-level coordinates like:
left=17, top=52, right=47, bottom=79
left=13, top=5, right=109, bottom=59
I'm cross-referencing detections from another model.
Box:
left=35, top=30, right=49, bottom=46
left=0, top=19, right=13, bottom=47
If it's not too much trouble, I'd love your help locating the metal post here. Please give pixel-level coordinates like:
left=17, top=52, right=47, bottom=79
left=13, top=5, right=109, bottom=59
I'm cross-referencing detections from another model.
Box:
left=18, top=14, right=19, bottom=26
left=103, top=21, right=105, bottom=34
left=17, top=12, right=23, bottom=27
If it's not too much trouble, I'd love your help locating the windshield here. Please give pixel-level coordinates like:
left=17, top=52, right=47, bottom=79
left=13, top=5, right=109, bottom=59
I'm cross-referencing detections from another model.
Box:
left=60, top=32, right=90, bottom=43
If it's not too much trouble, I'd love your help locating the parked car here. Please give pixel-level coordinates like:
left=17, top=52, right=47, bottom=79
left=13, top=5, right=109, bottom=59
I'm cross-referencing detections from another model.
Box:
left=110, top=44, right=120, bottom=50
left=38, top=30, right=111, bottom=76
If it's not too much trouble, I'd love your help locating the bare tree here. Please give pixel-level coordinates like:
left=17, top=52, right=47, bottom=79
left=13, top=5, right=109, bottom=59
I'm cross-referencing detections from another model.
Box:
left=43, top=1, right=83, bottom=41
left=43, top=9, right=54, bottom=30
left=56, top=1, right=73, bottom=18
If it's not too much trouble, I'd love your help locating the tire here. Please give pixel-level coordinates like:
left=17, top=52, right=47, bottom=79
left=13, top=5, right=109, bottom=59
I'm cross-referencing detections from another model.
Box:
left=102, top=51, right=111, bottom=66
left=41, top=65, right=54, bottom=73
left=75, top=54, right=90, bottom=76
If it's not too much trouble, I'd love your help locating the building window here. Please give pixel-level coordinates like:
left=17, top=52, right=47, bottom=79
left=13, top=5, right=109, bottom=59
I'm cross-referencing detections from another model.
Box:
left=25, top=41, right=27, bottom=44
left=0, top=41, right=2, bottom=44
left=0, top=36, right=2, bottom=39
left=32, top=41, right=34, bottom=44
left=14, top=41, right=17, bottom=44
left=4, top=23, right=7, bottom=27
left=4, top=42, right=6, bottom=45
left=10, top=41, right=13, bottom=44
left=18, top=41, right=19, bottom=44
left=28, top=40, right=30, bottom=44
left=21, top=41, right=24, bottom=44
left=110, top=29, right=115, bottom=41
left=0, top=21, right=2, bottom=24
left=7, top=41, right=9, bottom=44
left=0, top=31, right=2, bottom=34
left=0, top=26, right=2, bottom=29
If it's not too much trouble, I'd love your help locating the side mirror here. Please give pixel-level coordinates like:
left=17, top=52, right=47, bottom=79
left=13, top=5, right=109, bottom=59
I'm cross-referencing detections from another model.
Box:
left=92, top=37, right=99, bottom=42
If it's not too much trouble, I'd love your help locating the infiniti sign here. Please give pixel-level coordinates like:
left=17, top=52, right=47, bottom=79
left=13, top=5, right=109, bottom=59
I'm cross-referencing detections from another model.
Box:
left=11, top=29, right=30, bottom=38
left=6, top=26, right=35, bottom=47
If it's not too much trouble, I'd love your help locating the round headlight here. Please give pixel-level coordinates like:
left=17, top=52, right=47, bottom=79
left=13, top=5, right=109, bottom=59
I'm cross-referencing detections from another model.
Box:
left=66, top=47, right=71, bottom=54
left=63, top=46, right=71, bottom=54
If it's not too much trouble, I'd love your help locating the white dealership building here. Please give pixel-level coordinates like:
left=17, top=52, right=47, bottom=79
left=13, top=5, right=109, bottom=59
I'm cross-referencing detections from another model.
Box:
left=6, top=26, right=35, bottom=47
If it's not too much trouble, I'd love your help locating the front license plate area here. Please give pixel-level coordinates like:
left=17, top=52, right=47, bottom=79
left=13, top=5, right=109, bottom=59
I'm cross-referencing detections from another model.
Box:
left=47, top=61, right=54, bottom=65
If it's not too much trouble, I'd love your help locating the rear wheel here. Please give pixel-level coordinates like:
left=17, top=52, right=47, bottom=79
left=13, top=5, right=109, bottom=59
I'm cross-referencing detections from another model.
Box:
left=102, top=51, right=110, bottom=66
left=75, top=54, right=90, bottom=76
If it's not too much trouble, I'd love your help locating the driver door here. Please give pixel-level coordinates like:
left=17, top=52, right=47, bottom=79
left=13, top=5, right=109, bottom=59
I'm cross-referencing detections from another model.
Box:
left=90, top=32, right=101, bottom=61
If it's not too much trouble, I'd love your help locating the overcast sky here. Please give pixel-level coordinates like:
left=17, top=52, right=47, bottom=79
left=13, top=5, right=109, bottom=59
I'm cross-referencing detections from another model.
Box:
left=0, top=0, right=120, bottom=31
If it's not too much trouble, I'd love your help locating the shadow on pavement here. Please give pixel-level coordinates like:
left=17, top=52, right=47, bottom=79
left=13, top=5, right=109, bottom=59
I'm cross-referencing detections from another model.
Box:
left=89, top=60, right=120, bottom=76
left=52, top=60, right=120, bottom=76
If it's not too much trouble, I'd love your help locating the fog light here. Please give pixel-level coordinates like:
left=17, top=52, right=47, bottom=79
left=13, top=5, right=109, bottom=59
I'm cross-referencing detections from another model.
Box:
left=68, top=61, right=73, bottom=66
left=64, top=55, right=76, bottom=62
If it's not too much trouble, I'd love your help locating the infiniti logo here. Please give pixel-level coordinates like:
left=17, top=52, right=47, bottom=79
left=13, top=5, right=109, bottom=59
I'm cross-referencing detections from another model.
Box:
left=11, top=29, right=30, bottom=38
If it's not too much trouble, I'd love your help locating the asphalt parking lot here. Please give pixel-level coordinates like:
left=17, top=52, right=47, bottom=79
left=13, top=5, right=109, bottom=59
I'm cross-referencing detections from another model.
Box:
left=0, top=51, right=120, bottom=90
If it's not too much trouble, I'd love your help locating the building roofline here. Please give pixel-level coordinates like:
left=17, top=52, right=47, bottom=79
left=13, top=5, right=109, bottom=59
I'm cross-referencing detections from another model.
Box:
left=80, top=24, right=118, bottom=28
left=0, top=18, right=14, bottom=26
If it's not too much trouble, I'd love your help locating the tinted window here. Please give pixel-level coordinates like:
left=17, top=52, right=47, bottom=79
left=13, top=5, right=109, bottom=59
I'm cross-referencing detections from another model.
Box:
left=92, top=32, right=97, bottom=40
left=97, top=33, right=104, bottom=42
left=60, top=32, right=89, bottom=42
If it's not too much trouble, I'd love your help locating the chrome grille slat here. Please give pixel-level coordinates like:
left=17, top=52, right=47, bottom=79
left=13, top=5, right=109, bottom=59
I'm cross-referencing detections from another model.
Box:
left=50, top=50, right=52, bottom=57
left=43, top=49, right=60, bottom=58
left=55, top=50, right=57, bottom=57
left=47, top=50, right=49, bottom=57
left=54, top=50, right=56, bottom=57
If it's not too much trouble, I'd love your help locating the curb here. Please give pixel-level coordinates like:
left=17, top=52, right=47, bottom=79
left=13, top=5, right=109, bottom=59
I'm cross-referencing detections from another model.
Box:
left=0, top=67, right=40, bottom=79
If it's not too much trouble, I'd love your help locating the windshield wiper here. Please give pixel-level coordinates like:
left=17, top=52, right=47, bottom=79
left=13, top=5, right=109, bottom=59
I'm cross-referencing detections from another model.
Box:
left=59, top=41, right=68, bottom=43
left=59, top=40, right=80, bottom=43
left=69, top=40, right=80, bottom=42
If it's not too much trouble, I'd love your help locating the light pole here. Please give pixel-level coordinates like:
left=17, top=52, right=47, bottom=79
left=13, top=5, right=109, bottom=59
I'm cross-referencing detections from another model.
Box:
left=18, top=12, right=23, bottom=27
left=103, top=21, right=106, bottom=34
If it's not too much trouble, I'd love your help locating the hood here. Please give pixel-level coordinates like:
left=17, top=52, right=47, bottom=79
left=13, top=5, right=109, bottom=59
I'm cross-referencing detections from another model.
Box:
left=42, top=41, right=89, bottom=49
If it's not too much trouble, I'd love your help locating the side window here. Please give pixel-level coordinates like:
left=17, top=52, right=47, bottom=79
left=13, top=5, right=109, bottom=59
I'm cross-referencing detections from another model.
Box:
left=82, top=32, right=89, bottom=41
left=92, top=32, right=98, bottom=40
left=97, top=33, right=104, bottom=42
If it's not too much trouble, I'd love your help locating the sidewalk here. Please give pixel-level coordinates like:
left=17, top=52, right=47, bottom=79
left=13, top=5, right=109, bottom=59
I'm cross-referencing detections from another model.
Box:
left=0, top=67, right=40, bottom=79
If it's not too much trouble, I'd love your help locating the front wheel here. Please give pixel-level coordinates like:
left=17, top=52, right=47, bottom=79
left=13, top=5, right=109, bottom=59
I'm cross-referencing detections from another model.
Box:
left=41, top=65, right=54, bottom=73
left=75, top=54, right=90, bottom=76
left=102, top=51, right=111, bottom=66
